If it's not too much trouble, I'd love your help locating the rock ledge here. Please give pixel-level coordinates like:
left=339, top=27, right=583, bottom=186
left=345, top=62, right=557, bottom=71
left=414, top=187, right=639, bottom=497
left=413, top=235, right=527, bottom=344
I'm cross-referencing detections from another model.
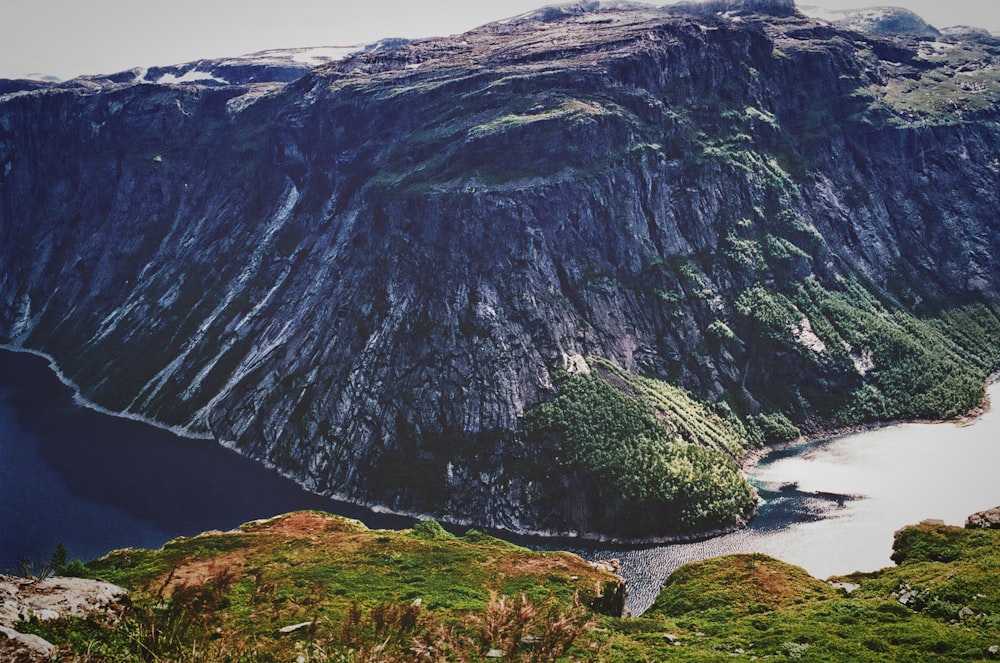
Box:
left=0, top=575, right=129, bottom=662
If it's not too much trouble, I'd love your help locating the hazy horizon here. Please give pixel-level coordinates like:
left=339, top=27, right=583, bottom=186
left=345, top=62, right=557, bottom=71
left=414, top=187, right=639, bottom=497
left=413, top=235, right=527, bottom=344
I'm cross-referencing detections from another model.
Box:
left=2, top=0, right=999, bottom=82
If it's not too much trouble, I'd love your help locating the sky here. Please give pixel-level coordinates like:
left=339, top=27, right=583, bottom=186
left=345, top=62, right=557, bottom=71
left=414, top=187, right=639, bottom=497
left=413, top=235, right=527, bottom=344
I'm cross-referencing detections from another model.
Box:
left=2, top=0, right=999, bottom=81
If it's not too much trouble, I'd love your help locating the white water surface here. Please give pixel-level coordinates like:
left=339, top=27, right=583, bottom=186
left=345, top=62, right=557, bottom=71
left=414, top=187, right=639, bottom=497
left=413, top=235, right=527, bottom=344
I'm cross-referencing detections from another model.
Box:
left=567, top=381, right=1000, bottom=615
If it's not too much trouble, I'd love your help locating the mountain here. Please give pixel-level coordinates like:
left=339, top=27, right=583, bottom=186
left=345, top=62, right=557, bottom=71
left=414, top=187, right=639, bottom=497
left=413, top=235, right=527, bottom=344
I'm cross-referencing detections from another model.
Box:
left=799, top=5, right=941, bottom=37
left=2, top=0, right=1000, bottom=540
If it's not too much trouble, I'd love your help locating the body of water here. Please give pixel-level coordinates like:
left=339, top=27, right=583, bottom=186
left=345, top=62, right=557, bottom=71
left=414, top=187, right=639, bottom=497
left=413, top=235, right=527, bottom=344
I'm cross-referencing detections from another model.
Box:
left=566, top=381, right=1000, bottom=614
left=0, top=349, right=415, bottom=569
left=1, top=347, right=997, bottom=615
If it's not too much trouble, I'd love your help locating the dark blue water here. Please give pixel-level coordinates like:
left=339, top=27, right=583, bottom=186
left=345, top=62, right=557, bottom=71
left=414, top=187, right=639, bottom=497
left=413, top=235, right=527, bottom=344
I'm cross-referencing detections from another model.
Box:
left=3, top=346, right=997, bottom=616
left=0, top=348, right=414, bottom=570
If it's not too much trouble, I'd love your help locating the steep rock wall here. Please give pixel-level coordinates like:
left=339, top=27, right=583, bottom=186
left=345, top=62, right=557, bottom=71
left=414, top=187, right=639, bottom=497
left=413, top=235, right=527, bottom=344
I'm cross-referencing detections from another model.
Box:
left=2, top=4, right=999, bottom=537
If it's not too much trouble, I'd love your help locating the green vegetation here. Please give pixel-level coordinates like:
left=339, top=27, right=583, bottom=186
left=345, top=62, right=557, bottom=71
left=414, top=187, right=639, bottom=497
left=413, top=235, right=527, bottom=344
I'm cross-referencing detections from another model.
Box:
left=865, top=40, right=1000, bottom=126
left=787, top=279, right=1000, bottom=423
left=520, top=361, right=757, bottom=537
left=362, top=80, right=656, bottom=193
left=18, top=511, right=622, bottom=662
left=593, top=521, right=1000, bottom=661
left=18, top=514, right=1000, bottom=661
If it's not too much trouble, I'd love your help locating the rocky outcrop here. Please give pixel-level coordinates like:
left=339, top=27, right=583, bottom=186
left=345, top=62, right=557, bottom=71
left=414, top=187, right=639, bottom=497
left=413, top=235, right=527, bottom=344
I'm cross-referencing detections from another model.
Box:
left=0, top=626, right=55, bottom=663
left=1, top=2, right=999, bottom=537
left=966, top=506, right=1000, bottom=529
left=801, top=6, right=941, bottom=37
left=0, top=575, right=129, bottom=661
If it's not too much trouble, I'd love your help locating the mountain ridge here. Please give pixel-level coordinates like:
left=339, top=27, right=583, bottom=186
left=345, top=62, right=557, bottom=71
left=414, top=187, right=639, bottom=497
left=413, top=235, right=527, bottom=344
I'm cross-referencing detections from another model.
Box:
left=2, top=2, right=999, bottom=539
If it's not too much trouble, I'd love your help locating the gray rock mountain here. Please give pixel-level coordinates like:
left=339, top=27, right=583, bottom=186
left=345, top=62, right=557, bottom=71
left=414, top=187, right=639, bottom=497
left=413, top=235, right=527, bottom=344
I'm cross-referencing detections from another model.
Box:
left=2, top=2, right=999, bottom=538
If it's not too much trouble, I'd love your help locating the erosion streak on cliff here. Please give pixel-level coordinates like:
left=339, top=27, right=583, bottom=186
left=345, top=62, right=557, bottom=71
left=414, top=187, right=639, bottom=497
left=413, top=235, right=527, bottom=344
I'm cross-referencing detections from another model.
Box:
left=2, top=3, right=999, bottom=538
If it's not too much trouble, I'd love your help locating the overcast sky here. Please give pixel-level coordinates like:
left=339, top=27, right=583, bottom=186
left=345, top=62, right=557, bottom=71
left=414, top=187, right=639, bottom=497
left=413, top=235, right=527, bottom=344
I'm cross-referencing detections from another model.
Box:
left=2, top=0, right=999, bottom=81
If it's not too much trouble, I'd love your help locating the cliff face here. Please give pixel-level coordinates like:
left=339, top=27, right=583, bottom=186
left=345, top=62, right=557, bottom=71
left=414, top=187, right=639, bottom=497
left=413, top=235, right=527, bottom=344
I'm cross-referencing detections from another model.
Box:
left=2, top=2, right=999, bottom=538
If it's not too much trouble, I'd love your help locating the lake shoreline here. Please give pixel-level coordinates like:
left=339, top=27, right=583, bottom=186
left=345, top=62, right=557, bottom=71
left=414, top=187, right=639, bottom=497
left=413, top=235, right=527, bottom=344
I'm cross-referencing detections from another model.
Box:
left=2, top=343, right=996, bottom=550
left=738, top=371, right=999, bottom=474
left=0, top=344, right=747, bottom=548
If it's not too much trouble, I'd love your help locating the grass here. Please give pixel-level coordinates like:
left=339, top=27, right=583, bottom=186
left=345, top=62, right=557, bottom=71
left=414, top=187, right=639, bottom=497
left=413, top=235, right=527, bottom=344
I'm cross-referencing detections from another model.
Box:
left=865, top=40, right=1000, bottom=126
left=18, top=514, right=1000, bottom=661
left=20, top=510, right=623, bottom=662
left=593, top=522, right=1000, bottom=661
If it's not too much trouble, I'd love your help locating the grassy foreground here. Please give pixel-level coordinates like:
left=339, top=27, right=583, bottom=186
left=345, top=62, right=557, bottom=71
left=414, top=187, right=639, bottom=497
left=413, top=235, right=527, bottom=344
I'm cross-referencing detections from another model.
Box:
left=16, top=512, right=1000, bottom=661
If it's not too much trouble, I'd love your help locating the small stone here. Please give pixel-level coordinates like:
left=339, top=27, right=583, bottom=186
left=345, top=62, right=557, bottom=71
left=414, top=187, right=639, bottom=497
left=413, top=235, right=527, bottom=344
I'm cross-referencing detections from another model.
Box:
left=664, top=633, right=679, bottom=642
left=959, top=606, right=975, bottom=620
left=987, top=644, right=998, bottom=655
left=486, top=648, right=504, bottom=658
left=31, top=608, right=60, bottom=621
left=278, top=621, right=314, bottom=634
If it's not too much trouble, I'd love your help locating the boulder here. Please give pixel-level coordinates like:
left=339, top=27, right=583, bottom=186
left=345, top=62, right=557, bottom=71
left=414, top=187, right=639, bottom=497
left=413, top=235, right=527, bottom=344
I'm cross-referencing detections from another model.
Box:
left=0, top=576, right=129, bottom=626
left=0, top=626, right=56, bottom=663
left=966, top=506, right=1000, bottom=529
left=0, top=575, right=129, bottom=661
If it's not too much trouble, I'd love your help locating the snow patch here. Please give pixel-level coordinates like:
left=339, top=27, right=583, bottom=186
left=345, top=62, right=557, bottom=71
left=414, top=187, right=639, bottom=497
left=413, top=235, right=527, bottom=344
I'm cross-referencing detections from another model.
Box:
left=156, top=70, right=228, bottom=85
left=290, top=46, right=359, bottom=65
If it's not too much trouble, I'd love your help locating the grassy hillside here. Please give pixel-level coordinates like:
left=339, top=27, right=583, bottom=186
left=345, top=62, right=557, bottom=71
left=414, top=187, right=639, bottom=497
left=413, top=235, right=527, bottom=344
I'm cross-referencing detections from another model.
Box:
left=18, top=511, right=621, bottom=662
left=601, top=520, right=1000, bottom=661
left=16, top=512, right=1000, bottom=661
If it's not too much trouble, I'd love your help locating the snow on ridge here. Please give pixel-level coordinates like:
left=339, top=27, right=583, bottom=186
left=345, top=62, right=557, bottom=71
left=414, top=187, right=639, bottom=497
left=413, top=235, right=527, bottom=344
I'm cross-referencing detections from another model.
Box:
left=232, top=45, right=364, bottom=66
left=156, top=69, right=228, bottom=85
left=291, top=46, right=362, bottom=65
left=799, top=5, right=894, bottom=23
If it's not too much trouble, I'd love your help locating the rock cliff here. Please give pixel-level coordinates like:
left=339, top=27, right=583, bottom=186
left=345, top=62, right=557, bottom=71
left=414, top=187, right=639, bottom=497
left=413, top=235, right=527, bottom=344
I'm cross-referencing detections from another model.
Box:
left=2, top=1, right=999, bottom=538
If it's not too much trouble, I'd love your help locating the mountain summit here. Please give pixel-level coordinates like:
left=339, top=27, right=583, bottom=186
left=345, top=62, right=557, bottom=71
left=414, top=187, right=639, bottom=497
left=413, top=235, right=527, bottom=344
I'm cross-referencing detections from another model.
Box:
left=2, top=3, right=999, bottom=539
